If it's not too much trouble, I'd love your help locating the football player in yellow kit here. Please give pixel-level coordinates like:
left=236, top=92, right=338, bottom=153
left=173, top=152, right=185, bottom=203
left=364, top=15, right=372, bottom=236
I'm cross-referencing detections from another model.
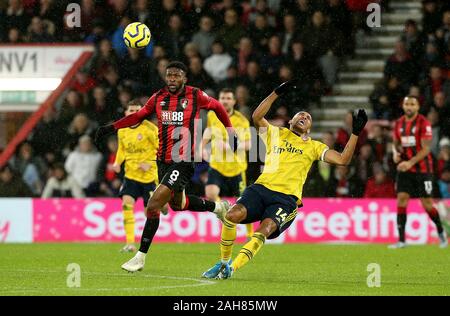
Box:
left=202, top=88, right=254, bottom=240
left=202, top=81, right=368, bottom=279
left=113, top=100, right=160, bottom=253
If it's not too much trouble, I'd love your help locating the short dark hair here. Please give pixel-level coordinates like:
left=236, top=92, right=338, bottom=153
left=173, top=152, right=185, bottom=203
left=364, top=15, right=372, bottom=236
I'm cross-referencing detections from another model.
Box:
left=405, top=19, right=417, bottom=27
left=404, top=95, right=421, bottom=104
left=51, top=162, right=66, bottom=172
left=127, top=99, right=143, bottom=108
left=166, top=61, right=188, bottom=73
left=0, top=164, right=13, bottom=174
left=219, top=88, right=235, bottom=96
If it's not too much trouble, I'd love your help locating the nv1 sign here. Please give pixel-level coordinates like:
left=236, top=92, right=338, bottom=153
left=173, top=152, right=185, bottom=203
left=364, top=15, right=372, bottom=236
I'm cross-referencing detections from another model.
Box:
left=0, top=45, right=94, bottom=78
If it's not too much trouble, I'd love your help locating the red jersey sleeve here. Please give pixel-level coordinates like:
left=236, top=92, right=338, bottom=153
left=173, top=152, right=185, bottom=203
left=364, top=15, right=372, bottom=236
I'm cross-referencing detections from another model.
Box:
left=420, top=118, right=433, bottom=140
left=198, top=90, right=233, bottom=129
left=113, top=93, right=156, bottom=129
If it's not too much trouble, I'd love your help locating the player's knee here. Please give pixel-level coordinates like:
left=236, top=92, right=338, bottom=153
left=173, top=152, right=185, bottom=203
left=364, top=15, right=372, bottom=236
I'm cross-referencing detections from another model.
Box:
left=225, top=205, right=246, bottom=223
left=397, top=194, right=409, bottom=206
left=257, top=219, right=278, bottom=238
left=225, top=211, right=238, bottom=223
left=145, top=199, right=164, bottom=217
left=145, top=208, right=160, bottom=219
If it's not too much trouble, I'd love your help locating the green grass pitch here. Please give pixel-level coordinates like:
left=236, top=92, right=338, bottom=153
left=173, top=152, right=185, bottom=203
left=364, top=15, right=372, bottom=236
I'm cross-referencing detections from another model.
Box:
left=0, top=243, right=449, bottom=296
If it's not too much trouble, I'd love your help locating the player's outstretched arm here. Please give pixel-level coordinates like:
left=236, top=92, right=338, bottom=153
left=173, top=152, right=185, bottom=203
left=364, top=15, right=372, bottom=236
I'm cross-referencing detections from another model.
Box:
left=253, top=80, right=297, bottom=130
left=324, top=109, right=368, bottom=166
left=94, top=95, right=156, bottom=146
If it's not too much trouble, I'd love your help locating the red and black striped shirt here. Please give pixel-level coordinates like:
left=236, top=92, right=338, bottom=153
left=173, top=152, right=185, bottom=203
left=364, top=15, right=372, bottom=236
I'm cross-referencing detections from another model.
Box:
left=113, top=86, right=233, bottom=163
left=393, top=114, right=433, bottom=174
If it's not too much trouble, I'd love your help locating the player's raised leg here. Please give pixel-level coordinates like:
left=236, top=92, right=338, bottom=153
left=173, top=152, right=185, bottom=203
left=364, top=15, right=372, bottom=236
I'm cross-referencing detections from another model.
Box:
left=421, top=198, right=448, bottom=248
left=122, top=182, right=230, bottom=272
left=170, top=188, right=230, bottom=220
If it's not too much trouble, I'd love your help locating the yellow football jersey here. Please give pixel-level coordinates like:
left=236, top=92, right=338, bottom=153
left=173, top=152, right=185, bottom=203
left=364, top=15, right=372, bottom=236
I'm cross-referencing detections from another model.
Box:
left=255, top=124, right=329, bottom=204
left=207, top=110, right=251, bottom=177
left=115, top=120, right=158, bottom=184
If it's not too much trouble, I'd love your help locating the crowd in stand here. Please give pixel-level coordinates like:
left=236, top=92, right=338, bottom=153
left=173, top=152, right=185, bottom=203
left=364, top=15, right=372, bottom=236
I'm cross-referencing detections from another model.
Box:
left=0, top=0, right=448, bottom=200
left=365, top=0, right=450, bottom=199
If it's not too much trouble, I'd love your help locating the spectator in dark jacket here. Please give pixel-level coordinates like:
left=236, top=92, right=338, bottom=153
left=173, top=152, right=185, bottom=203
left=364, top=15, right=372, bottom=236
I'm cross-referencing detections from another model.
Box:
left=422, top=0, right=442, bottom=36
left=0, top=165, right=33, bottom=197
left=248, top=13, right=275, bottom=50
left=217, top=8, right=246, bottom=51
left=401, top=19, right=426, bottom=61
left=30, top=107, right=67, bottom=157
left=188, top=56, right=216, bottom=91
left=384, top=41, right=419, bottom=88
left=370, top=76, right=405, bottom=119
left=300, top=11, right=344, bottom=86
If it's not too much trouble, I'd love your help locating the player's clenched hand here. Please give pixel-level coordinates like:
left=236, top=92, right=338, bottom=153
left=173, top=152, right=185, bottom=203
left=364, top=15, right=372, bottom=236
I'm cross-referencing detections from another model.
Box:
left=351, top=109, right=368, bottom=136
left=397, top=161, right=413, bottom=172
left=274, top=80, right=298, bottom=96
left=94, top=124, right=115, bottom=146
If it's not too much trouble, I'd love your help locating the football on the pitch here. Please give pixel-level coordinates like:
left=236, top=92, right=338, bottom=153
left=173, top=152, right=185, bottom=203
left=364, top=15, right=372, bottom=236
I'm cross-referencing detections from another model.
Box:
left=123, top=22, right=151, bottom=49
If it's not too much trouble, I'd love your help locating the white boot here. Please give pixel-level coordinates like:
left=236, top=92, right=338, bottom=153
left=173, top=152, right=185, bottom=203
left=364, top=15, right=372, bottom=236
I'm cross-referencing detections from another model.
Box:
left=121, top=251, right=146, bottom=272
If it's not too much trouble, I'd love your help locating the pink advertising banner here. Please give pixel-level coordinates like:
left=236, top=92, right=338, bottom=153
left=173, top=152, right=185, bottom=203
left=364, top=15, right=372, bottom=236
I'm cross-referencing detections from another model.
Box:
left=31, top=198, right=450, bottom=244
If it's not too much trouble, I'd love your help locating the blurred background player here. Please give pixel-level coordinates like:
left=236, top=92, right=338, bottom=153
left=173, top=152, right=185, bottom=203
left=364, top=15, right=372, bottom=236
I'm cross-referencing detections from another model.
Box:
left=390, top=96, right=448, bottom=249
left=202, top=88, right=254, bottom=239
left=202, top=81, right=368, bottom=279
left=113, top=99, right=161, bottom=253
left=95, top=61, right=237, bottom=272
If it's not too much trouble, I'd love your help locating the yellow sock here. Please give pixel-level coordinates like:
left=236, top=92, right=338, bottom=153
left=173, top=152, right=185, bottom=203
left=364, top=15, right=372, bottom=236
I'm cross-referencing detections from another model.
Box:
left=231, top=232, right=266, bottom=271
left=220, top=217, right=236, bottom=263
left=245, top=223, right=254, bottom=238
left=123, top=204, right=135, bottom=244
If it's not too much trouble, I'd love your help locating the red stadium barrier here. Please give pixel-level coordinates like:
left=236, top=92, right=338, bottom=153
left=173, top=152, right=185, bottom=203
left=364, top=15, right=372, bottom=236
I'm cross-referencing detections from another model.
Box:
left=0, top=51, right=94, bottom=168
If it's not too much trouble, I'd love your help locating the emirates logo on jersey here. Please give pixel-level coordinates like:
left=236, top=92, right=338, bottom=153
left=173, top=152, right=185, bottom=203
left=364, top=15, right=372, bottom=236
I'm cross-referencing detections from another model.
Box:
left=137, top=133, right=143, bottom=141
left=181, top=98, right=188, bottom=109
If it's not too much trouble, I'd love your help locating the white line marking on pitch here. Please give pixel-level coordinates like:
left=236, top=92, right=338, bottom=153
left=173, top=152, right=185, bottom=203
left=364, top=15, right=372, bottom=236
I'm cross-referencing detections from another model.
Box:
left=0, top=269, right=216, bottom=294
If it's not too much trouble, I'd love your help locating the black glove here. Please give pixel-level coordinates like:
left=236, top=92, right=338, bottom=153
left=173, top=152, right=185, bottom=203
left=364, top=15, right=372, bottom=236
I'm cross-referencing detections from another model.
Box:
left=94, top=124, right=115, bottom=146
left=274, top=80, right=298, bottom=96
left=352, top=109, right=368, bottom=136
left=228, top=131, right=239, bottom=153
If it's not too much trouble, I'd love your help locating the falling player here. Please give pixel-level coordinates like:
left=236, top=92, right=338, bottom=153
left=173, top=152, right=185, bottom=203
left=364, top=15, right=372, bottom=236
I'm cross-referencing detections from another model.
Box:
left=390, top=96, right=448, bottom=249
left=202, top=80, right=368, bottom=279
left=95, top=61, right=236, bottom=272
left=202, top=88, right=254, bottom=239
left=113, top=99, right=160, bottom=253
